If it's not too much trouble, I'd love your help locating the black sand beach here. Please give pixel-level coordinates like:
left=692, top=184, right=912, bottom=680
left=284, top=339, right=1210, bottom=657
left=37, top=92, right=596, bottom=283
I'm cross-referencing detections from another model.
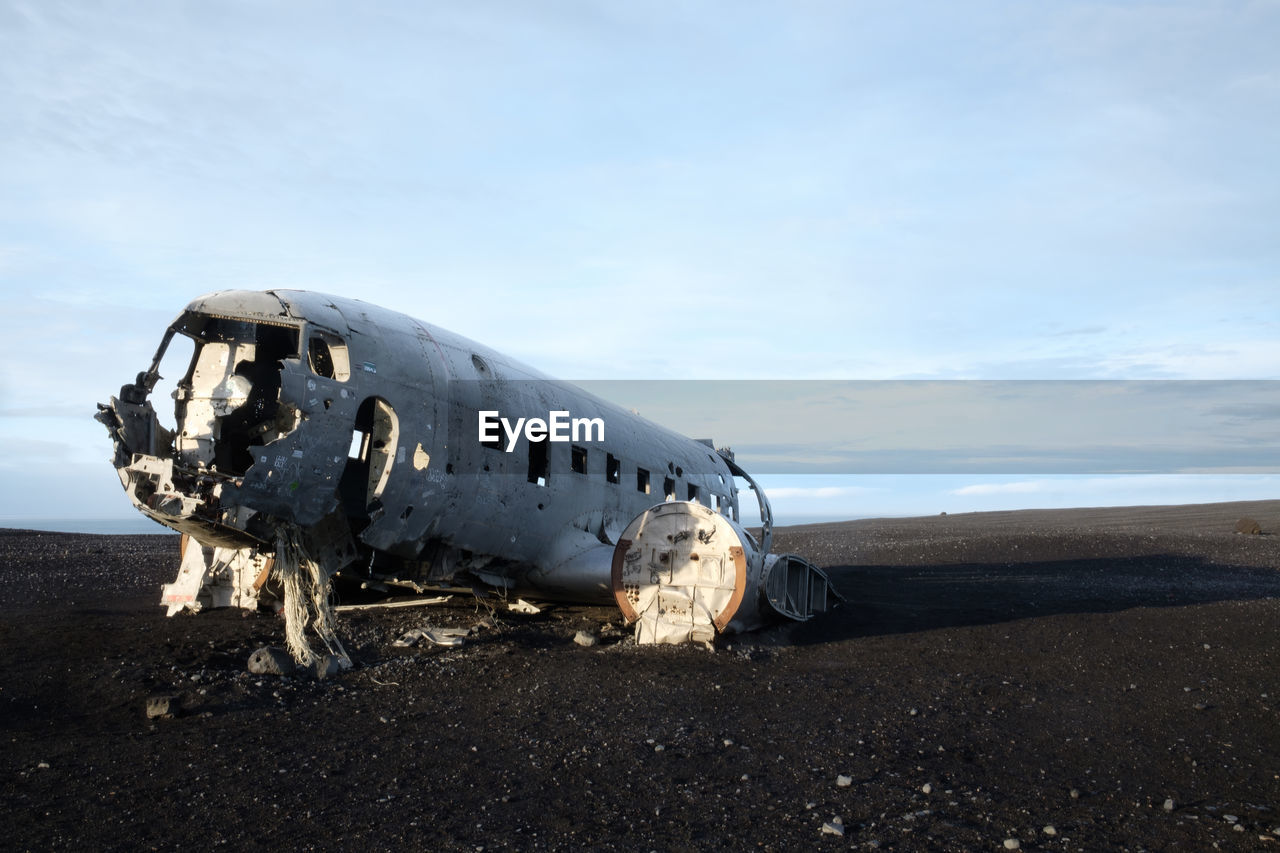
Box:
left=2, top=500, right=1278, bottom=850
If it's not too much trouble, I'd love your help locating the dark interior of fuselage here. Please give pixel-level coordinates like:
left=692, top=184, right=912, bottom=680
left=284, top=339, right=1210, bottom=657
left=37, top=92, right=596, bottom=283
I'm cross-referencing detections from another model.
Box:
left=176, top=315, right=300, bottom=476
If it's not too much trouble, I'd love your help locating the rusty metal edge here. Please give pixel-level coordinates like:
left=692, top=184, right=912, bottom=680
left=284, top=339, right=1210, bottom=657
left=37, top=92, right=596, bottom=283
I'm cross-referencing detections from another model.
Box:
left=714, top=544, right=748, bottom=631
left=610, top=537, right=638, bottom=624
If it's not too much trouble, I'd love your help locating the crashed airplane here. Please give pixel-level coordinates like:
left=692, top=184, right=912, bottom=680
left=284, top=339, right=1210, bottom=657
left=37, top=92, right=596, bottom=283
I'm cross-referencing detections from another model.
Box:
left=97, top=290, right=837, bottom=665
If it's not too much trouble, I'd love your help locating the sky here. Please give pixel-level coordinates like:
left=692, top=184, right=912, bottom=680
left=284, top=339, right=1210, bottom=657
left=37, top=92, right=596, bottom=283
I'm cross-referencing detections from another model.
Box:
left=1, top=0, right=1278, bottom=526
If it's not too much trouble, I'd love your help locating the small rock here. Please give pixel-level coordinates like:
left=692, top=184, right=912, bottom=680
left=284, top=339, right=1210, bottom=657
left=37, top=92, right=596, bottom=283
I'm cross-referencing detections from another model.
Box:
left=1234, top=517, right=1262, bottom=535
left=1225, top=815, right=1239, bottom=823
left=573, top=630, right=598, bottom=648
left=1070, top=788, right=1080, bottom=799
left=248, top=646, right=297, bottom=676
left=311, top=654, right=346, bottom=680
left=1164, top=798, right=1175, bottom=812
left=145, top=695, right=178, bottom=719
left=921, top=783, right=932, bottom=794
left=36, top=761, right=50, bottom=770
left=821, top=821, right=845, bottom=836
left=653, top=744, right=665, bottom=752
left=1004, top=840, right=1020, bottom=850
left=837, top=775, right=853, bottom=787
left=1043, top=825, right=1057, bottom=836
left=722, top=739, right=734, bottom=747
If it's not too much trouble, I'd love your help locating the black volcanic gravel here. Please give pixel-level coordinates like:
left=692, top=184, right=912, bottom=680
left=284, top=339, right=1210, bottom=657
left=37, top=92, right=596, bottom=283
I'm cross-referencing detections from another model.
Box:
left=2, top=501, right=1278, bottom=851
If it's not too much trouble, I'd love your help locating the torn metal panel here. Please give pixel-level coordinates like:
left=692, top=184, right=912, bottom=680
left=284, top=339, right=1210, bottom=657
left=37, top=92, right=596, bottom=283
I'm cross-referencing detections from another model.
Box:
left=98, top=290, right=837, bottom=662
left=392, top=626, right=470, bottom=647
left=762, top=553, right=844, bottom=621
left=508, top=599, right=541, bottom=614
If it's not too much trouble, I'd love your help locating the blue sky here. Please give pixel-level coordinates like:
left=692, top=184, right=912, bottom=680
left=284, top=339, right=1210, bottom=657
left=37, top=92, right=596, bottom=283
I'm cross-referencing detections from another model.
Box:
left=1, top=1, right=1277, bottom=524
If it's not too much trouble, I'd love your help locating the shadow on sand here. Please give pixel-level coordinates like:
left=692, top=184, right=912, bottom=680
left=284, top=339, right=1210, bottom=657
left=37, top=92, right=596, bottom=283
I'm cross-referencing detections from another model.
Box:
left=788, top=553, right=1280, bottom=644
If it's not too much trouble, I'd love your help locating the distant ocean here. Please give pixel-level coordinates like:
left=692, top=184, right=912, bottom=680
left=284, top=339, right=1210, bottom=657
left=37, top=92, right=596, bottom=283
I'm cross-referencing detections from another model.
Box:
left=0, top=518, right=178, bottom=535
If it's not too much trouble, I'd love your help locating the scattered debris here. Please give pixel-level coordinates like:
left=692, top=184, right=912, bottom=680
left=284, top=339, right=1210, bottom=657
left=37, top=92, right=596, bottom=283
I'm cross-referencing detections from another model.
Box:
left=1003, top=839, right=1021, bottom=850
left=921, top=783, right=932, bottom=794
left=1164, top=798, right=1176, bottom=812
left=821, top=817, right=845, bottom=836
left=508, top=599, right=541, bottom=614
left=573, top=630, right=598, bottom=647
left=837, top=774, right=853, bottom=787
left=1043, top=825, right=1057, bottom=836
left=336, top=595, right=453, bottom=613
left=393, top=626, right=471, bottom=648
left=145, top=695, right=178, bottom=719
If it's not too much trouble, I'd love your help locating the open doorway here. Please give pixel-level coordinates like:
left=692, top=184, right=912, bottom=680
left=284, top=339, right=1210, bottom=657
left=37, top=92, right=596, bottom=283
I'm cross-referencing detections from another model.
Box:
left=339, top=397, right=398, bottom=522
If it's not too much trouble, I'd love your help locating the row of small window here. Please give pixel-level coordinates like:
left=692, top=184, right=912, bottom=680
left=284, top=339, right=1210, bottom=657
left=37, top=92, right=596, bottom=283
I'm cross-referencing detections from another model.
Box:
left=520, top=441, right=711, bottom=504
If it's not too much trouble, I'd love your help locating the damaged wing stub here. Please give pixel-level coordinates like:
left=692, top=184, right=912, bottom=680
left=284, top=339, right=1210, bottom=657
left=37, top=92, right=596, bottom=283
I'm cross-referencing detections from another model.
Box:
left=97, top=289, right=839, bottom=663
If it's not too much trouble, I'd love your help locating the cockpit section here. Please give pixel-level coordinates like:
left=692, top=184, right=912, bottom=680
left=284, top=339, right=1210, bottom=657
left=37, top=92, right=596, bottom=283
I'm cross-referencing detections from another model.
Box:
left=96, top=299, right=342, bottom=548
left=169, top=313, right=301, bottom=476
